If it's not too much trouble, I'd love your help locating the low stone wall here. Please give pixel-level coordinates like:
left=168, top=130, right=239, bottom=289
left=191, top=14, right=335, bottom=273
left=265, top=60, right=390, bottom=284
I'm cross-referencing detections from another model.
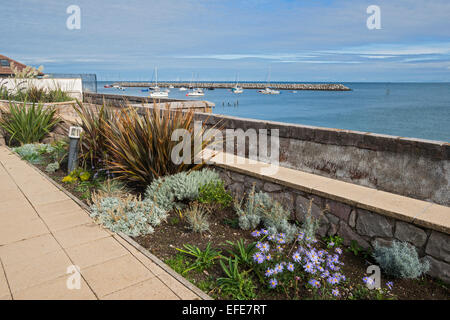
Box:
left=83, top=92, right=214, bottom=113
left=215, top=166, right=450, bottom=283
left=194, top=112, right=450, bottom=206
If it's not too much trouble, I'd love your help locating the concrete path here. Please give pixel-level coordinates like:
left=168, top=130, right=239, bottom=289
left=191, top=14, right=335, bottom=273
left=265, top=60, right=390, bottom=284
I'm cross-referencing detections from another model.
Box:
left=0, top=146, right=202, bottom=300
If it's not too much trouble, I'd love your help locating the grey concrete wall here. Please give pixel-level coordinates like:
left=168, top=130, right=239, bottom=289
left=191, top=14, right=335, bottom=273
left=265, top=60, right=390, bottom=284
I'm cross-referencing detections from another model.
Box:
left=83, top=92, right=215, bottom=109
left=194, top=113, right=450, bottom=206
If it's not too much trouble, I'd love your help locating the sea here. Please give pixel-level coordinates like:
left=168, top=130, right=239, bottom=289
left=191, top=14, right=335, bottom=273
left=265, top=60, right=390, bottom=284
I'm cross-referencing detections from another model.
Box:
left=97, top=82, right=450, bottom=142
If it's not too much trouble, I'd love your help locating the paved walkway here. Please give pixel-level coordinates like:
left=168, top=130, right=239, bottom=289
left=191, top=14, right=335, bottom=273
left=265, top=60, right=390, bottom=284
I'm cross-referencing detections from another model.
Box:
left=0, top=146, right=202, bottom=300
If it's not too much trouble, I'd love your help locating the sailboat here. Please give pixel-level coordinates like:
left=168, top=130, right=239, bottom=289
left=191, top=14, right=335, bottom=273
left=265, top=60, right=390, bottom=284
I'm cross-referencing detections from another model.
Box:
left=186, top=88, right=205, bottom=96
left=186, top=73, right=204, bottom=96
left=150, top=67, right=169, bottom=98
left=232, top=73, right=244, bottom=94
left=258, top=67, right=280, bottom=95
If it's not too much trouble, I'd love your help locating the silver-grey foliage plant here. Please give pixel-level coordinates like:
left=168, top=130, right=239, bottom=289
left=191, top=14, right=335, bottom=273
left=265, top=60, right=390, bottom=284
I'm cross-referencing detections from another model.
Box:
left=235, top=185, right=298, bottom=242
left=45, top=161, right=60, bottom=173
left=90, top=195, right=167, bottom=237
left=373, top=240, right=430, bottom=279
left=145, top=168, right=221, bottom=211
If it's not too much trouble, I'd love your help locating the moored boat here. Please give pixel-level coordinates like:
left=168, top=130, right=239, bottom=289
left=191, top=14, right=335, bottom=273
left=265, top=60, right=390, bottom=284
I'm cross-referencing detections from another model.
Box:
left=186, top=88, right=205, bottom=96
left=258, top=87, right=280, bottom=95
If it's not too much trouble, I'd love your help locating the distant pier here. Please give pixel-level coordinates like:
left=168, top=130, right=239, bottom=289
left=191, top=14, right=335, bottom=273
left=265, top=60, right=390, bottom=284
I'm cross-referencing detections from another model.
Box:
left=112, top=82, right=351, bottom=91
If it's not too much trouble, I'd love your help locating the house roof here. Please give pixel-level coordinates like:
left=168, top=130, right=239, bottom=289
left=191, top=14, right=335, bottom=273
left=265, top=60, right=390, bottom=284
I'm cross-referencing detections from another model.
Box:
left=0, top=54, right=40, bottom=76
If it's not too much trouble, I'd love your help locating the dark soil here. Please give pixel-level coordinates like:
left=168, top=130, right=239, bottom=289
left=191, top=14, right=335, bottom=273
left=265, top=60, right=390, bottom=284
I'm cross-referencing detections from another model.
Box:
left=134, top=207, right=450, bottom=300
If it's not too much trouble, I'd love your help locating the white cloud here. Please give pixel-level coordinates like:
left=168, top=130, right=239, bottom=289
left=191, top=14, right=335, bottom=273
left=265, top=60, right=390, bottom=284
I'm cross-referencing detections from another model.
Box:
left=176, top=54, right=317, bottom=60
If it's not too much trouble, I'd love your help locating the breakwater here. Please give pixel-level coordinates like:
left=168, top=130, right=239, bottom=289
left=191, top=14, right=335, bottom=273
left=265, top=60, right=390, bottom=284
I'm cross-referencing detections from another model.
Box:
left=112, top=82, right=351, bottom=91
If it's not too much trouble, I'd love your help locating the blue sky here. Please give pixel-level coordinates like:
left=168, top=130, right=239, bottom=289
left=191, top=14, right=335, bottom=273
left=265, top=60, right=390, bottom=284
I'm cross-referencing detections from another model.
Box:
left=2, top=0, right=450, bottom=81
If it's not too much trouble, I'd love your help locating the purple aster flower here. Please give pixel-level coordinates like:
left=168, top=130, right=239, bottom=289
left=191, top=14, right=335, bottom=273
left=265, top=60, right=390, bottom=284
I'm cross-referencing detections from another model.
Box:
left=292, top=252, right=301, bottom=263
left=335, top=248, right=343, bottom=255
left=252, top=252, right=265, bottom=264
left=308, top=278, right=321, bottom=289
left=269, top=278, right=278, bottom=288
left=265, top=268, right=274, bottom=277
left=260, top=242, right=270, bottom=252
left=321, top=270, right=330, bottom=278
left=265, top=253, right=272, bottom=261
left=363, top=276, right=375, bottom=286
left=332, top=288, right=340, bottom=297
left=287, top=263, right=294, bottom=272
left=386, top=281, right=394, bottom=291
left=327, top=276, right=339, bottom=285
left=304, top=263, right=316, bottom=274
left=275, top=263, right=284, bottom=273
left=251, top=230, right=261, bottom=237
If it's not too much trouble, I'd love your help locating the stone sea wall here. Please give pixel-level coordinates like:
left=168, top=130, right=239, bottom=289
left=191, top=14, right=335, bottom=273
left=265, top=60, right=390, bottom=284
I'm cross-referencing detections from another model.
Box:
left=215, top=167, right=450, bottom=283
left=114, top=82, right=351, bottom=91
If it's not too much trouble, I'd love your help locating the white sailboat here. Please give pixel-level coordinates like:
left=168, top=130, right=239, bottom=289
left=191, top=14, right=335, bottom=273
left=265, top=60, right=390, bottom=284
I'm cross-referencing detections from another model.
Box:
left=187, top=88, right=205, bottom=96
left=186, top=73, right=205, bottom=96
left=258, top=67, right=280, bottom=95
left=258, top=87, right=280, bottom=94
left=232, top=73, right=244, bottom=94
left=150, top=67, right=168, bottom=98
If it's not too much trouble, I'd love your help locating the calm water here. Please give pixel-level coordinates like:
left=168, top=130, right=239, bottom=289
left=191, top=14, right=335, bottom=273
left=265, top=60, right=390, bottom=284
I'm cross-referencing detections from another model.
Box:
left=97, top=82, right=450, bottom=142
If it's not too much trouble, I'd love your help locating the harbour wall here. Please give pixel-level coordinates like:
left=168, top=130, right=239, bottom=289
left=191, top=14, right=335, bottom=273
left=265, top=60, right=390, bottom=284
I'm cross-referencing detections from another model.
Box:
left=112, top=82, right=351, bottom=91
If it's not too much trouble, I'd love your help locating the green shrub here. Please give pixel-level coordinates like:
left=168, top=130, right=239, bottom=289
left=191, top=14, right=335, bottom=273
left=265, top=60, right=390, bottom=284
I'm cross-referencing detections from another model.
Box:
left=224, top=239, right=258, bottom=269
left=373, top=240, right=430, bottom=279
left=90, top=193, right=167, bottom=236
left=234, top=186, right=298, bottom=242
left=165, top=253, right=191, bottom=274
left=0, top=86, right=73, bottom=103
left=217, top=258, right=256, bottom=300
left=176, top=243, right=221, bottom=274
left=198, top=180, right=232, bottom=208
left=0, top=102, right=61, bottom=145
left=145, top=168, right=222, bottom=211
left=49, top=139, right=68, bottom=165
left=184, top=202, right=210, bottom=233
